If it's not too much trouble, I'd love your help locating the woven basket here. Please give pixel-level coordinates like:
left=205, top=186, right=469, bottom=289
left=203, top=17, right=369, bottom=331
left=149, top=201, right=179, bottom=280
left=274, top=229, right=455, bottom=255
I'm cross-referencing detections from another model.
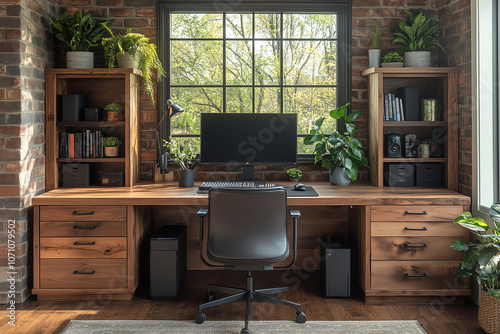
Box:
left=479, top=289, right=500, bottom=334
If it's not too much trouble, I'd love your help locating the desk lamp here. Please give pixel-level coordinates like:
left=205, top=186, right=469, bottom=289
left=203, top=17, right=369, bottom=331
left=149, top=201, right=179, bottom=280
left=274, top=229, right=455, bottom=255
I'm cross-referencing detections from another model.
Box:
left=155, top=99, right=184, bottom=174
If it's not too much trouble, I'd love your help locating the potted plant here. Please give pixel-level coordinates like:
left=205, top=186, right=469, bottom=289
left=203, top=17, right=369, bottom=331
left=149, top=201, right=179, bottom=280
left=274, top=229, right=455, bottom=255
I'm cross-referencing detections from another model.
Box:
left=163, top=140, right=198, bottom=187
left=450, top=204, right=500, bottom=334
left=102, top=29, right=166, bottom=105
left=102, top=137, right=121, bottom=157
left=304, top=103, right=368, bottom=186
left=381, top=51, right=404, bottom=67
left=286, top=168, right=303, bottom=183
left=50, top=11, right=110, bottom=69
left=392, top=10, right=445, bottom=67
left=103, top=103, right=123, bottom=121
left=368, top=22, right=382, bottom=68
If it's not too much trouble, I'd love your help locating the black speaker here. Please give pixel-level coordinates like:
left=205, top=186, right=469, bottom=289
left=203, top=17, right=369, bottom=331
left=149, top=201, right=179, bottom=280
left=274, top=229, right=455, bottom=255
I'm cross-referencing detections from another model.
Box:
left=385, top=134, right=402, bottom=158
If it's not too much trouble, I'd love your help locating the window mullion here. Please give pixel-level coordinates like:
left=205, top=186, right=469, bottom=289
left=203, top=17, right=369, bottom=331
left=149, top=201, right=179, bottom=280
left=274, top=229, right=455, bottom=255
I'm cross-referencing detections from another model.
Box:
left=280, top=12, right=284, bottom=114
left=223, top=12, right=227, bottom=113
left=252, top=12, right=255, bottom=113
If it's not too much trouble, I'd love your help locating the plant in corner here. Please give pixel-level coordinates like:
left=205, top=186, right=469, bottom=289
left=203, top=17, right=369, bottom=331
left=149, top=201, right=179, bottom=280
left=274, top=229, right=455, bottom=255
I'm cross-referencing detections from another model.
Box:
left=103, top=103, right=123, bottom=121
left=102, top=29, right=166, bottom=105
left=368, top=22, right=382, bottom=68
left=303, top=103, right=368, bottom=186
left=102, top=136, right=121, bottom=157
left=450, top=204, right=500, bottom=333
left=162, top=140, right=198, bottom=187
left=286, top=168, right=303, bottom=182
left=50, top=11, right=110, bottom=69
left=392, top=9, right=445, bottom=67
left=381, top=51, right=404, bottom=68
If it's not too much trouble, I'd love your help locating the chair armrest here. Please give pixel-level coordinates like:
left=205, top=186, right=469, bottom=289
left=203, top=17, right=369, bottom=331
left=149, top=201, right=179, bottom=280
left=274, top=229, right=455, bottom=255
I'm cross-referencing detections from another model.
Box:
left=197, top=208, right=208, bottom=216
left=289, top=210, right=301, bottom=218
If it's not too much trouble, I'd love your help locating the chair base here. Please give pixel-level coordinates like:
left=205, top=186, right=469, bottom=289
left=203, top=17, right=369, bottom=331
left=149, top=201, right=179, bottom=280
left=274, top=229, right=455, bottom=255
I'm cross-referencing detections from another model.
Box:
left=196, top=271, right=306, bottom=333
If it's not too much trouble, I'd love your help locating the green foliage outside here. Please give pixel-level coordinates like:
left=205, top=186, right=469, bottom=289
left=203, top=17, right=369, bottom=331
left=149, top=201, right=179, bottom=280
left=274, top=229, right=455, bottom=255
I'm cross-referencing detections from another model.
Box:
left=103, top=103, right=122, bottom=111
left=392, top=10, right=444, bottom=52
left=383, top=51, right=404, bottom=63
left=50, top=11, right=110, bottom=52
left=102, top=137, right=121, bottom=147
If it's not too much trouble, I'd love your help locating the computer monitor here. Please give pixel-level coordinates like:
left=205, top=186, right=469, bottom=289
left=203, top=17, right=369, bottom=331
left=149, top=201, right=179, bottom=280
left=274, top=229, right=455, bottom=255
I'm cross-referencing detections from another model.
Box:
left=200, top=113, right=297, bottom=180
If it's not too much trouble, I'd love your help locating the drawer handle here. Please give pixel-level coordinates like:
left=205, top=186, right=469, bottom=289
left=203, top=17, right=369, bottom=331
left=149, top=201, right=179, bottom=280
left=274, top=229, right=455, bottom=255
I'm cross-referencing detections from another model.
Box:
left=73, top=225, right=96, bottom=230
left=405, top=273, right=428, bottom=278
left=73, top=241, right=96, bottom=246
left=73, top=270, right=95, bottom=275
left=404, top=243, right=427, bottom=248
left=72, top=210, right=95, bottom=216
left=404, top=227, right=428, bottom=231
left=404, top=211, right=427, bottom=215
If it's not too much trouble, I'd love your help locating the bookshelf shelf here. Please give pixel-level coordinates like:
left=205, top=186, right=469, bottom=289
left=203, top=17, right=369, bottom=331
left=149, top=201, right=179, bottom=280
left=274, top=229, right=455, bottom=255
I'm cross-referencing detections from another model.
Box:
left=383, top=158, right=447, bottom=163
left=382, top=121, right=447, bottom=127
left=57, top=158, right=125, bottom=163
left=57, top=121, right=126, bottom=127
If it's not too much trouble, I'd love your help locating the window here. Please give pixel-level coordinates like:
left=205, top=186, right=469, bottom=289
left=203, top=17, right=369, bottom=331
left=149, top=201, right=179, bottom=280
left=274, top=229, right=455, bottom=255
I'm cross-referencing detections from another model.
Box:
left=473, top=0, right=499, bottom=215
left=158, top=1, right=351, bottom=156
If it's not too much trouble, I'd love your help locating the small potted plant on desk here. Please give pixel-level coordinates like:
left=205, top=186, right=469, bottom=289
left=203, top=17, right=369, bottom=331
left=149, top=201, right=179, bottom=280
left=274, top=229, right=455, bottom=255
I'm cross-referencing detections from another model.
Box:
left=450, top=204, right=500, bottom=334
left=103, top=137, right=121, bottom=157
left=381, top=51, right=404, bottom=68
left=287, top=168, right=303, bottom=183
left=304, top=103, right=368, bottom=186
left=163, top=140, right=198, bottom=187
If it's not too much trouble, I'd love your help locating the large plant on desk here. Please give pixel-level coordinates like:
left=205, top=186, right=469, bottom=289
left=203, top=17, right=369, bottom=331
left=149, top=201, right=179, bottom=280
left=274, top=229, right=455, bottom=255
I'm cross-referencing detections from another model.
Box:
left=304, top=103, right=368, bottom=185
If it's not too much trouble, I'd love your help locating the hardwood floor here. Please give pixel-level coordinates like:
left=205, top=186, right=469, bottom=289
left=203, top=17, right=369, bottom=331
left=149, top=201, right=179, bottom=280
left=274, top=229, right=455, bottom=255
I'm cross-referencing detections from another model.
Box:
left=1, top=270, right=482, bottom=334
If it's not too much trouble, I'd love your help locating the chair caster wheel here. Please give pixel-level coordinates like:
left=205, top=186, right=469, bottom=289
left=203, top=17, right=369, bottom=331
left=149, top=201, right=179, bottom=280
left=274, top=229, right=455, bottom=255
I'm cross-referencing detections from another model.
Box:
left=240, top=328, right=251, bottom=334
left=205, top=292, right=216, bottom=302
left=195, top=312, right=206, bottom=324
left=296, top=311, right=307, bottom=324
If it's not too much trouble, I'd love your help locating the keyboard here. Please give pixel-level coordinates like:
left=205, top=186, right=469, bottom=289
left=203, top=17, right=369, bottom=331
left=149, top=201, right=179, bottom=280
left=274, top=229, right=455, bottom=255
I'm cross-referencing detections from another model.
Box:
left=197, top=181, right=279, bottom=194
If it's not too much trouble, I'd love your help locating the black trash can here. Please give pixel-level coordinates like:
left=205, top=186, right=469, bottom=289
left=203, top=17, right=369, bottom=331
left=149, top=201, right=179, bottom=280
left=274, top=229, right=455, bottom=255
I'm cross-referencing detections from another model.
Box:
left=150, top=225, right=187, bottom=300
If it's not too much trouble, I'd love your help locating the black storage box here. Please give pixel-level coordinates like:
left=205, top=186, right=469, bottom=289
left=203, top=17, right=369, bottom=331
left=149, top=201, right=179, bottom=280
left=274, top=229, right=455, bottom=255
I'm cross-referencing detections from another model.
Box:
left=396, top=87, right=419, bottom=121
left=62, top=163, right=94, bottom=187
left=84, top=108, right=103, bottom=122
left=99, top=171, right=124, bottom=187
left=384, top=164, right=415, bottom=187
left=62, top=94, right=88, bottom=122
left=320, top=236, right=350, bottom=297
left=150, top=225, right=187, bottom=300
left=416, top=163, right=442, bottom=187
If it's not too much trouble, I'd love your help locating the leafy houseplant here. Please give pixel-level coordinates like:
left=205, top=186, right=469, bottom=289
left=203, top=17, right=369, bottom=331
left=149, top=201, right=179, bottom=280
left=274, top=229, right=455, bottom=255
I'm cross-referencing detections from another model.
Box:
left=50, top=11, right=110, bottom=68
left=381, top=51, right=404, bottom=68
left=102, top=136, right=121, bottom=157
left=102, top=29, right=166, bottom=105
left=104, top=103, right=123, bottom=121
left=392, top=10, right=445, bottom=67
left=286, top=168, right=303, bottom=182
left=368, top=22, right=382, bottom=68
left=304, top=103, right=368, bottom=185
left=163, top=140, right=198, bottom=187
left=450, top=204, right=500, bottom=333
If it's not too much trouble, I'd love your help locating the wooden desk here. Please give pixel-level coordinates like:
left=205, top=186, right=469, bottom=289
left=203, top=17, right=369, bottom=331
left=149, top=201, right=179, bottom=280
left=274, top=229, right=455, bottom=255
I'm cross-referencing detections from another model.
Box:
left=32, top=182, right=471, bottom=302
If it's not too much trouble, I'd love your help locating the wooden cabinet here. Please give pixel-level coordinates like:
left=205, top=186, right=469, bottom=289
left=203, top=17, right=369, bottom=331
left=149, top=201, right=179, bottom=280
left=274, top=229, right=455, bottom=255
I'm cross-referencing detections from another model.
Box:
left=361, top=68, right=458, bottom=191
left=44, top=69, right=141, bottom=191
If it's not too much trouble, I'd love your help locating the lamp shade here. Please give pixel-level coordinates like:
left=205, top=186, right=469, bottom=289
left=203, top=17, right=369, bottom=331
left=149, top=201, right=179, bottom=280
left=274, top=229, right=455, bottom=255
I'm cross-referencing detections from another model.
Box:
left=169, top=101, right=184, bottom=118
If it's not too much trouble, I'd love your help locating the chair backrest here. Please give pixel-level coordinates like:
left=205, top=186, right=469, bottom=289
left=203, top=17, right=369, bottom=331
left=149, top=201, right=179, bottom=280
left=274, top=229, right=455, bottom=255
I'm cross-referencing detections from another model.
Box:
left=206, top=187, right=289, bottom=269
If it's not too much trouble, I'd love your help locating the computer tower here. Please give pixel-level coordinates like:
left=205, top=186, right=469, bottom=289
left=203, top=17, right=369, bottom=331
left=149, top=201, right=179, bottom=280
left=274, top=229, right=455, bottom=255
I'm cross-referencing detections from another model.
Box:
left=320, top=236, right=351, bottom=297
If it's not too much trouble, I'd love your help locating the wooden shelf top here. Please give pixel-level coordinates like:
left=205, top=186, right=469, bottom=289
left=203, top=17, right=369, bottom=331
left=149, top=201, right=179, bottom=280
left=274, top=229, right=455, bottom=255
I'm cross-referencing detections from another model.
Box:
left=361, top=67, right=459, bottom=76
left=57, top=158, right=124, bottom=163
left=383, top=121, right=447, bottom=127
left=57, top=121, right=126, bottom=127
left=45, top=68, right=142, bottom=76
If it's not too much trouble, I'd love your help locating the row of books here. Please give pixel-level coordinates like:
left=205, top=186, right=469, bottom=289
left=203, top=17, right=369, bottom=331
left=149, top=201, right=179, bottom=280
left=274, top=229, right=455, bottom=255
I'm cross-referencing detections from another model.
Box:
left=383, top=94, right=405, bottom=122
left=59, top=130, right=105, bottom=159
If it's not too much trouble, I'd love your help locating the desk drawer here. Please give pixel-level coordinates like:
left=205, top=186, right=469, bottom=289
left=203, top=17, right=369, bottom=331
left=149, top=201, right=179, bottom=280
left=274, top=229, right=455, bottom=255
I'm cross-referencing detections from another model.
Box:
left=371, top=221, right=464, bottom=237
left=40, top=259, right=127, bottom=289
left=371, top=260, right=463, bottom=290
left=40, top=206, right=127, bottom=222
left=40, top=237, right=127, bottom=259
left=371, top=206, right=463, bottom=222
left=40, top=221, right=127, bottom=237
left=371, top=236, right=463, bottom=260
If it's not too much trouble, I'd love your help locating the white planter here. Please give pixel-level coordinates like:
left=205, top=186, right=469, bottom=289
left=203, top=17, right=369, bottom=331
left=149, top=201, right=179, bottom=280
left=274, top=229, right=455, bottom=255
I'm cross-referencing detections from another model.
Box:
left=66, top=51, right=94, bottom=69
left=117, top=52, right=139, bottom=69
left=368, top=49, right=381, bottom=68
left=404, top=51, right=431, bottom=67
left=381, top=62, right=404, bottom=68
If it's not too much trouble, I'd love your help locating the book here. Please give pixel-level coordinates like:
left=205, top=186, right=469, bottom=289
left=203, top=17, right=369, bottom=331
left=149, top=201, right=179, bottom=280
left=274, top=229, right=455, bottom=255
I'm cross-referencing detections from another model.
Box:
left=74, top=133, right=82, bottom=158
left=86, top=129, right=91, bottom=158
left=394, top=97, right=401, bottom=121
left=399, top=98, right=405, bottom=121
left=384, top=94, right=389, bottom=121
left=387, top=94, right=393, bottom=121
left=68, top=133, right=75, bottom=158
left=59, top=132, right=68, bottom=158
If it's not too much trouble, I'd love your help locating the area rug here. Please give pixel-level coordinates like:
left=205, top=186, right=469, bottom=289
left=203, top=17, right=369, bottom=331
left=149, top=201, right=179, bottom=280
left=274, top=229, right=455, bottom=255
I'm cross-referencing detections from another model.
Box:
left=60, top=320, right=427, bottom=333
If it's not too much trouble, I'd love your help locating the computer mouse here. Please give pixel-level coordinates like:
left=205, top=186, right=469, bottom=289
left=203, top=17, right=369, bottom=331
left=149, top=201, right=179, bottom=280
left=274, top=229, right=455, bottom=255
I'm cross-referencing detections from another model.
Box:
left=293, top=183, right=306, bottom=191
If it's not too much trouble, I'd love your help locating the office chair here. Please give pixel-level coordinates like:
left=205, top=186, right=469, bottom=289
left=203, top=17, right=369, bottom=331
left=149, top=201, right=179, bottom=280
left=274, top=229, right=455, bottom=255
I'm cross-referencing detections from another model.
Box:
left=195, top=187, right=306, bottom=334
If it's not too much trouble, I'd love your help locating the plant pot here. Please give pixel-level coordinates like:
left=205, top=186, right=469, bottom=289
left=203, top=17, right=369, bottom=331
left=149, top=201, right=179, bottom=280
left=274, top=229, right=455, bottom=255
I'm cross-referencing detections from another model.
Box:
left=368, top=49, right=381, bottom=68
left=290, top=178, right=300, bottom=183
left=404, top=51, right=431, bottom=67
left=66, top=51, right=94, bottom=69
left=479, top=289, right=500, bottom=334
left=117, top=52, right=139, bottom=69
left=329, top=167, right=351, bottom=186
left=107, top=110, right=122, bottom=121
left=178, top=169, right=194, bottom=187
left=381, top=62, right=404, bottom=68
left=104, top=146, right=119, bottom=157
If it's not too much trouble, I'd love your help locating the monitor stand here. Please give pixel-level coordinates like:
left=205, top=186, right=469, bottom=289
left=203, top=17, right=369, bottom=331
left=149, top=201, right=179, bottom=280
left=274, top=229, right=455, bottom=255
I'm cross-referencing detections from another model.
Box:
left=242, top=165, right=254, bottom=181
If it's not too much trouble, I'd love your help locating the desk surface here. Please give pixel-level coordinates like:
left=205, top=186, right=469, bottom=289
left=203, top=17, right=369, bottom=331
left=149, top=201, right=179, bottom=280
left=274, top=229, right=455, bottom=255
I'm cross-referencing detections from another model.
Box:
left=32, top=182, right=470, bottom=206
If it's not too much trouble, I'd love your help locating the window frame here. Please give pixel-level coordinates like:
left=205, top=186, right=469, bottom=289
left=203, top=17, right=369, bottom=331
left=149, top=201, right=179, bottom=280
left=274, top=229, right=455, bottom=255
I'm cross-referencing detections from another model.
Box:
left=157, top=0, right=352, bottom=162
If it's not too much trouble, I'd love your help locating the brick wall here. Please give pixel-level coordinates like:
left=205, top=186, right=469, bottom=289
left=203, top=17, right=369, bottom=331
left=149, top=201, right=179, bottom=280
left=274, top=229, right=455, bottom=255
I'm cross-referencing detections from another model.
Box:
left=0, top=0, right=56, bottom=303
left=438, top=0, right=472, bottom=197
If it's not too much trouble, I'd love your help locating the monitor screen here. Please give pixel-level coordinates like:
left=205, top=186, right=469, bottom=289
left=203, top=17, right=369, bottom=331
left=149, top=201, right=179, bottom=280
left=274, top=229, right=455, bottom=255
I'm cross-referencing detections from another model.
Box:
left=200, top=113, right=297, bottom=165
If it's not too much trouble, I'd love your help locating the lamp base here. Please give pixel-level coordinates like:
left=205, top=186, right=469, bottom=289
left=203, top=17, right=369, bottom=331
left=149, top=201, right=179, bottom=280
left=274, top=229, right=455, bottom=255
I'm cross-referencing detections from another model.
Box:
left=153, top=165, right=174, bottom=182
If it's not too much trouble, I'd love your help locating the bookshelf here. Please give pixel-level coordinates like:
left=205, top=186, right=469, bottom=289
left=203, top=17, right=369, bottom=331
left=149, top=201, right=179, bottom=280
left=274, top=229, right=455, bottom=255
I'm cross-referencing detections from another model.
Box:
left=361, top=67, right=459, bottom=191
left=45, top=68, right=141, bottom=190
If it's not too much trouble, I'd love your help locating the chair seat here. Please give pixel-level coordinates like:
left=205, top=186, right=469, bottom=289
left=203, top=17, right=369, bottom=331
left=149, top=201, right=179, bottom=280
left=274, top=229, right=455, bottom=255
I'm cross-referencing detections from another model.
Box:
left=208, top=237, right=289, bottom=265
